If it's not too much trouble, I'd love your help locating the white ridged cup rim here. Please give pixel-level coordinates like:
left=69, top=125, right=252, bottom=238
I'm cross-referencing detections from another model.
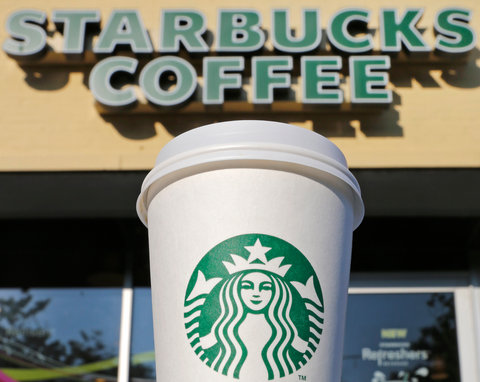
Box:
left=137, top=120, right=364, bottom=229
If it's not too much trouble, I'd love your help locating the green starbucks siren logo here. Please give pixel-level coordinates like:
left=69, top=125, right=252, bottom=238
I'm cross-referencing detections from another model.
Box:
left=184, top=234, right=324, bottom=380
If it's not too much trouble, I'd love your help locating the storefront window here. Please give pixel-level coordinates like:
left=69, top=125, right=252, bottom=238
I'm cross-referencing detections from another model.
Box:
left=130, top=288, right=155, bottom=381
left=343, top=293, right=460, bottom=382
left=0, top=288, right=122, bottom=382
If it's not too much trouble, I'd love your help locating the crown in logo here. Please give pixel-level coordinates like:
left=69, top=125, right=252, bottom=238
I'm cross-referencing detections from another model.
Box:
left=222, top=238, right=291, bottom=277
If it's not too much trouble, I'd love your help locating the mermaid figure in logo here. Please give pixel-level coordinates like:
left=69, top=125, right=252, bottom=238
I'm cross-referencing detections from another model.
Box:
left=195, top=239, right=311, bottom=380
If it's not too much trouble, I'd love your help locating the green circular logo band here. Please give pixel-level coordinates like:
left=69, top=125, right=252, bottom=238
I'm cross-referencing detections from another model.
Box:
left=184, top=234, right=324, bottom=380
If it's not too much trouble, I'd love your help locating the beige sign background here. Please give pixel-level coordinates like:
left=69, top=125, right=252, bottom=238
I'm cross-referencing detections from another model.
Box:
left=1, top=0, right=479, bottom=171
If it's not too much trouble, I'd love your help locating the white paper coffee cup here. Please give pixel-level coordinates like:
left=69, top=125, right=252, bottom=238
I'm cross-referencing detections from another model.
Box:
left=137, top=120, right=364, bottom=382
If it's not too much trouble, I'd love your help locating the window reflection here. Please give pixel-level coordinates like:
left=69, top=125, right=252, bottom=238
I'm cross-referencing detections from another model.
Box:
left=342, top=293, right=460, bottom=382
left=0, top=289, right=122, bottom=382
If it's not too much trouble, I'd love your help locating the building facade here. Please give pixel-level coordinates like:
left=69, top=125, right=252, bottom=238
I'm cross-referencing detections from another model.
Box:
left=1, top=0, right=479, bottom=381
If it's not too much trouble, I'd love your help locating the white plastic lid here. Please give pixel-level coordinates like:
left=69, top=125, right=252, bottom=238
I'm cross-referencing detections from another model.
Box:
left=137, top=120, right=364, bottom=228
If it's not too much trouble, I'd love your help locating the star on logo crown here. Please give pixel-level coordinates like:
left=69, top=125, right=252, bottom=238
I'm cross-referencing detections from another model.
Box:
left=222, top=238, right=291, bottom=277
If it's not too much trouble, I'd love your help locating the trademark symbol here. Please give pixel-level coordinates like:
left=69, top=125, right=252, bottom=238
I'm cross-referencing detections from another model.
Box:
left=298, top=375, right=307, bottom=381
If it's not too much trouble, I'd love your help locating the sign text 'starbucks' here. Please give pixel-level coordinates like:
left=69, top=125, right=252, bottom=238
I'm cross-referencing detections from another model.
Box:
left=3, top=8, right=477, bottom=107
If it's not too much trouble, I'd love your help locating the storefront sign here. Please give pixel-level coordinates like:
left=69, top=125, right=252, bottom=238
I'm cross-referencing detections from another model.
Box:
left=3, top=8, right=476, bottom=107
